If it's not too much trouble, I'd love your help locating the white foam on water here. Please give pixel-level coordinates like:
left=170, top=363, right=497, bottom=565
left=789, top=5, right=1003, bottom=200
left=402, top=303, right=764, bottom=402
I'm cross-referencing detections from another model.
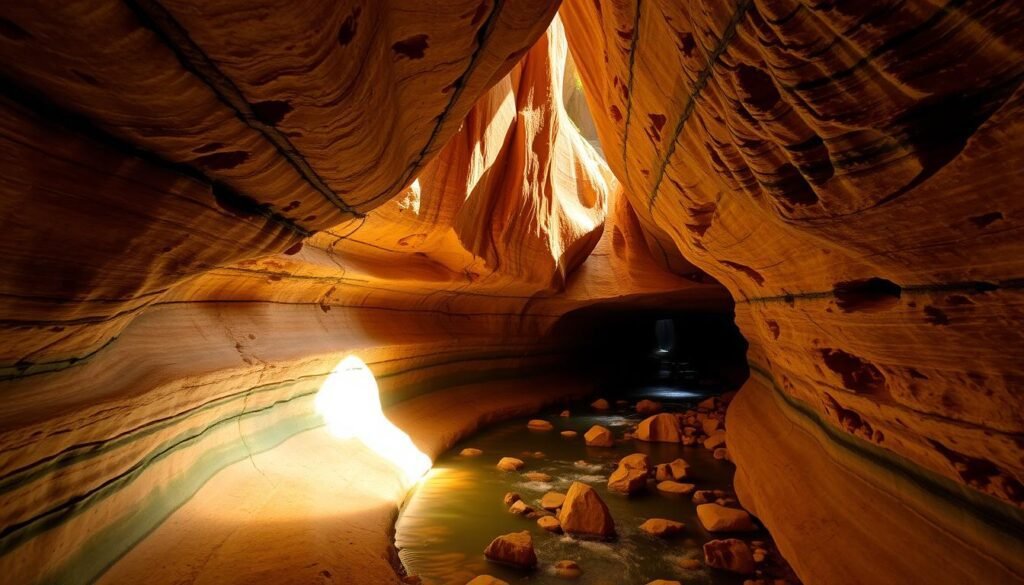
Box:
left=515, top=480, right=554, bottom=492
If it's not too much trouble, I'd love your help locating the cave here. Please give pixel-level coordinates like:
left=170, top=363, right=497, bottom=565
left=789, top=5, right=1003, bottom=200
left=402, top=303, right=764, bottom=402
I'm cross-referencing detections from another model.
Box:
left=0, top=1, right=1022, bottom=584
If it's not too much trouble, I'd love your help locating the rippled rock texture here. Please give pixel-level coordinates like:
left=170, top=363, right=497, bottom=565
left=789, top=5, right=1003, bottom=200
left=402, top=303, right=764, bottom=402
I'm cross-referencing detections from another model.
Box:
left=560, top=0, right=1024, bottom=583
left=0, top=5, right=724, bottom=583
left=1, top=1, right=1023, bottom=584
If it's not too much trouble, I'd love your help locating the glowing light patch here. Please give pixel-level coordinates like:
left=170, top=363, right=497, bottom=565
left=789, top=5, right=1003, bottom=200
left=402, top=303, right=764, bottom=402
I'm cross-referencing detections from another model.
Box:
left=315, top=356, right=432, bottom=485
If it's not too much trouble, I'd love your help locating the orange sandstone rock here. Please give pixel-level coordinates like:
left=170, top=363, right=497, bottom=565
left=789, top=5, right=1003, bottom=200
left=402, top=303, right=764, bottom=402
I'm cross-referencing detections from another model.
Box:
left=558, top=482, right=616, bottom=538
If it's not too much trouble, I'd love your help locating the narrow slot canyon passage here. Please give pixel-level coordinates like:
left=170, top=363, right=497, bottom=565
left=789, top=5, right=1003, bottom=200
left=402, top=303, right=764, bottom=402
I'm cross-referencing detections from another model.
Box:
left=0, top=2, right=1022, bottom=585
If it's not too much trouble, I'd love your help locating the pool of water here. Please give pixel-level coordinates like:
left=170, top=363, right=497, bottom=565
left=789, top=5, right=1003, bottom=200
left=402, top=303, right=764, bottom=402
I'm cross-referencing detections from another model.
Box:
left=395, top=390, right=764, bottom=585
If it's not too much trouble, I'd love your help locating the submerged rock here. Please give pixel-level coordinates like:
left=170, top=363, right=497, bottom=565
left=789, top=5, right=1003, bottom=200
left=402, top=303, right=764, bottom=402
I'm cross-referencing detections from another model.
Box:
left=527, top=419, right=554, bottom=431
left=696, top=504, right=757, bottom=532
left=460, top=448, right=483, bottom=457
left=497, top=457, right=525, bottom=471
left=635, top=413, right=682, bottom=443
left=484, top=531, right=537, bottom=568
left=636, top=399, right=662, bottom=415
left=523, top=471, right=552, bottom=482
left=466, top=576, right=509, bottom=585
left=558, top=481, right=616, bottom=538
left=537, top=515, right=562, bottom=533
left=656, top=480, right=696, bottom=495
left=541, top=491, right=566, bottom=510
left=553, top=560, right=583, bottom=579
left=703, top=538, right=755, bottom=574
left=591, top=398, right=610, bottom=410
left=639, top=518, right=685, bottom=537
left=584, top=425, right=614, bottom=447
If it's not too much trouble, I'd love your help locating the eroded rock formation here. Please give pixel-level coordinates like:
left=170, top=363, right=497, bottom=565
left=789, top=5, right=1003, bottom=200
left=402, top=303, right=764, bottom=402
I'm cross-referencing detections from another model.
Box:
left=0, top=1, right=1022, bottom=584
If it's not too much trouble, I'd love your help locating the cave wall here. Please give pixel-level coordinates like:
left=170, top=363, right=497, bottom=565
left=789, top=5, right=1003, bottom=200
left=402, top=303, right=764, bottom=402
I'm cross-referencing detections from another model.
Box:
left=1, top=1, right=1023, bottom=584
left=559, top=0, right=1024, bottom=582
left=0, top=8, right=728, bottom=583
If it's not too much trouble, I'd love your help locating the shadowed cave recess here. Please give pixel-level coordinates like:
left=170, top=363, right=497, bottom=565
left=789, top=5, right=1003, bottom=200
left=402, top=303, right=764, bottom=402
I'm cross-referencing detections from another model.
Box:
left=0, top=1, right=1022, bottom=584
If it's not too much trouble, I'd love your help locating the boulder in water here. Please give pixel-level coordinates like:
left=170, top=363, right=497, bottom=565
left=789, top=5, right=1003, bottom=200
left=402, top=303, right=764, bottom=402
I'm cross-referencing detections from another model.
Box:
left=703, top=538, right=754, bottom=574
left=656, top=481, right=696, bottom=495
left=497, top=457, right=524, bottom=471
left=639, top=518, right=685, bottom=537
left=527, top=419, right=553, bottom=431
left=704, top=429, right=727, bottom=449
left=503, top=492, right=521, bottom=506
left=537, top=515, right=562, bottom=533
left=560, top=430, right=578, bottom=438
left=558, top=481, right=616, bottom=538
left=654, top=458, right=689, bottom=481
left=608, top=453, right=650, bottom=494
left=460, top=448, right=483, bottom=457
left=591, top=398, right=610, bottom=410
left=484, top=531, right=537, bottom=568
left=635, top=413, right=681, bottom=443
left=584, top=425, right=614, bottom=447
left=636, top=399, right=662, bottom=415
left=696, top=504, right=757, bottom=532
left=541, top=491, right=566, bottom=510
left=523, top=471, right=552, bottom=482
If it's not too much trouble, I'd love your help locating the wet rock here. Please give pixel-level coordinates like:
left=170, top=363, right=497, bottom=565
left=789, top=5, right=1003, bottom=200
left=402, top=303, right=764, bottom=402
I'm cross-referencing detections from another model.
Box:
left=537, top=515, right=562, bottom=533
left=528, top=419, right=554, bottom=431
left=698, top=397, right=717, bottom=410
left=704, top=429, right=727, bottom=450
left=503, top=492, right=521, bottom=506
left=703, top=538, right=754, bottom=574
left=656, top=480, right=696, bottom=495
left=608, top=465, right=647, bottom=494
left=541, top=491, right=566, bottom=510
left=558, top=481, right=616, bottom=538
left=696, top=504, right=757, bottom=532
left=484, top=531, right=537, bottom=568
left=466, top=576, right=509, bottom=585
left=608, top=452, right=650, bottom=494
left=702, top=418, right=721, bottom=435
left=639, top=518, right=685, bottom=537
left=560, top=430, right=578, bottom=438
left=636, top=399, right=662, bottom=415
left=497, top=457, right=525, bottom=471
left=692, top=490, right=728, bottom=505
left=714, top=447, right=730, bottom=461
left=460, top=448, right=483, bottom=457
left=654, top=458, right=689, bottom=481
left=591, top=398, right=610, bottom=410
left=509, top=500, right=535, bottom=516
left=753, top=547, right=768, bottom=563
left=523, top=471, right=552, bottom=482
left=584, top=425, right=614, bottom=447
left=560, top=410, right=571, bottom=417
left=553, top=560, right=582, bottom=579
left=635, top=413, right=681, bottom=443
left=681, top=436, right=698, bottom=446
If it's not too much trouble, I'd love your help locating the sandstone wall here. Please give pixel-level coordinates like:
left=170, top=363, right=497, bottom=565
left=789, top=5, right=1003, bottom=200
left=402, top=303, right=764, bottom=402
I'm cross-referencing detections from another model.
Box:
left=560, top=0, right=1024, bottom=582
left=0, top=9, right=727, bottom=583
